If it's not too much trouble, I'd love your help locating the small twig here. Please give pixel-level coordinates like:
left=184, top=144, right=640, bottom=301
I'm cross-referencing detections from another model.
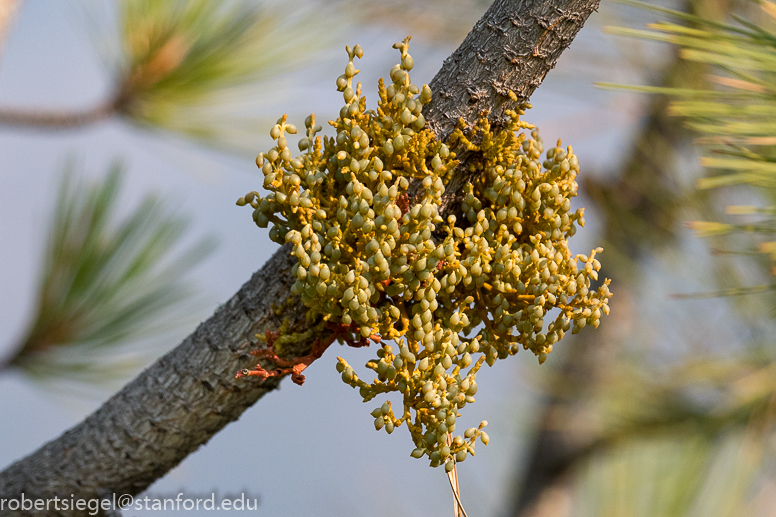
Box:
left=0, top=100, right=119, bottom=129
left=236, top=323, right=372, bottom=385
left=446, top=468, right=468, bottom=517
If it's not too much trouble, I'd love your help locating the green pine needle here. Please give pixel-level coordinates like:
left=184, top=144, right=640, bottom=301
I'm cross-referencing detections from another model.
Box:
left=604, top=1, right=776, bottom=290
left=90, top=0, right=339, bottom=152
left=2, top=162, right=215, bottom=389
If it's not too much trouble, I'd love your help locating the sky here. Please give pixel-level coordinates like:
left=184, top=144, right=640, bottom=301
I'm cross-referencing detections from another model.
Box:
left=0, top=1, right=706, bottom=516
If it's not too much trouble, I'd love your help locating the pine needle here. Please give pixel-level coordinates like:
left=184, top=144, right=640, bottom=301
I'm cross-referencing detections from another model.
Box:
left=86, top=0, right=340, bottom=152
left=2, top=162, right=215, bottom=390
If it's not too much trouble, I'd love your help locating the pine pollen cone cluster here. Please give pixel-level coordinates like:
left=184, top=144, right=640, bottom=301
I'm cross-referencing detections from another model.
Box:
left=236, top=37, right=612, bottom=470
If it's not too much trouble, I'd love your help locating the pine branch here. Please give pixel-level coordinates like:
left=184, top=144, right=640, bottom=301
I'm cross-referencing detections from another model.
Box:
left=0, top=0, right=335, bottom=148
left=2, top=166, right=215, bottom=388
left=0, top=0, right=600, bottom=513
left=0, top=101, right=118, bottom=129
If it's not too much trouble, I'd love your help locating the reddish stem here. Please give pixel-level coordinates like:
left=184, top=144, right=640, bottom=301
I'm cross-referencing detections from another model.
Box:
left=235, top=323, right=377, bottom=385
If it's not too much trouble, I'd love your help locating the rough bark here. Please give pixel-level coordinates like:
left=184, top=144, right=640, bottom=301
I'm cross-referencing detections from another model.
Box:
left=0, top=1, right=600, bottom=515
left=426, top=0, right=600, bottom=140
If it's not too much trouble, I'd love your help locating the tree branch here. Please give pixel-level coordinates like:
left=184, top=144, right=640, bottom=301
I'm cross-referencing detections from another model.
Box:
left=0, top=1, right=600, bottom=514
left=426, top=0, right=599, bottom=139
left=0, top=102, right=118, bottom=129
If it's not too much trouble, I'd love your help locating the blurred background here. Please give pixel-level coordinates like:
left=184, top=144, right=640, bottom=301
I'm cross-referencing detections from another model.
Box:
left=2, top=0, right=776, bottom=516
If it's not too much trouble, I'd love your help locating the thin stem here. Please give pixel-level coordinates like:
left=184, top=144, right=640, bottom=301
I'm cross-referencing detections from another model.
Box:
left=446, top=466, right=468, bottom=517
left=446, top=432, right=468, bottom=517
left=0, top=100, right=119, bottom=129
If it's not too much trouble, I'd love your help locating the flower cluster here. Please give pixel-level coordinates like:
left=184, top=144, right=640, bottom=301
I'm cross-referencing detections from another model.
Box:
left=237, top=37, right=612, bottom=469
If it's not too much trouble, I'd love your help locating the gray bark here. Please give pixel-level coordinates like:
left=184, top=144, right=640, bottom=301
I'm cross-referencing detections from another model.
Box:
left=0, top=1, right=599, bottom=515
left=426, top=0, right=600, bottom=140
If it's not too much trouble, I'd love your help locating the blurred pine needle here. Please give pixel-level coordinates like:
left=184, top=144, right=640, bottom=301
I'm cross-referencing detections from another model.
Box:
left=0, top=163, right=215, bottom=389
left=598, top=0, right=776, bottom=299
left=600, top=0, right=776, bottom=187
left=532, top=347, right=776, bottom=517
left=91, top=0, right=338, bottom=151
left=516, top=5, right=776, bottom=515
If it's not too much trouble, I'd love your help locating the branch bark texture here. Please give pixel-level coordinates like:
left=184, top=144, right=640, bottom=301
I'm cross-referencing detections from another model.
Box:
left=426, top=0, right=600, bottom=139
left=0, top=1, right=599, bottom=514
